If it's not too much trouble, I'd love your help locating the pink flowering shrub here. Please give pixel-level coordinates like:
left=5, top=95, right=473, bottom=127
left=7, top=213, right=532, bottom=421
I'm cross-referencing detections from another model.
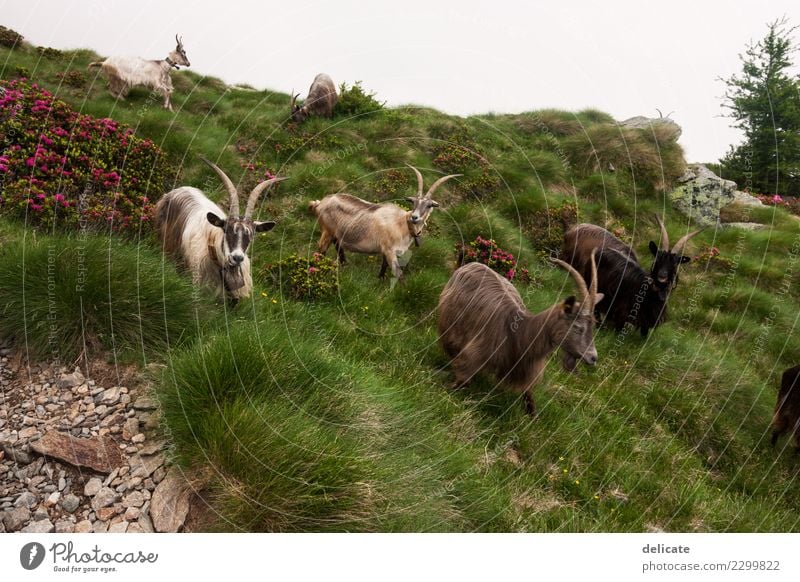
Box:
left=261, top=252, right=339, bottom=300
left=456, top=236, right=532, bottom=283
left=0, top=78, right=172, bottom=233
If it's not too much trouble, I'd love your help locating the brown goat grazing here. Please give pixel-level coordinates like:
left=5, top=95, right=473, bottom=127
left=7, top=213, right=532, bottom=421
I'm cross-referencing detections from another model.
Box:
left=437, top=252, right=603, bottom=416
left=291, top=73, right=337, bottom=123
left=771, top=365, right=800, bottom=452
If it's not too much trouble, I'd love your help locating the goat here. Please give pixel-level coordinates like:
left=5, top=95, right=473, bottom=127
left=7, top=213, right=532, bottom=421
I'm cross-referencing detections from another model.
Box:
left=290, top=74, right=338, bottom=123
left=88, top=34, right=190, bottom=111
left=771, top=365, right=800, bottom=452
left=155, top=156, right=285, bottom=302
left=437, top=252, right=603, bottom=416
left=561, top=216, right=702, bottom=337
left=309, top=165, right=460, bottom=280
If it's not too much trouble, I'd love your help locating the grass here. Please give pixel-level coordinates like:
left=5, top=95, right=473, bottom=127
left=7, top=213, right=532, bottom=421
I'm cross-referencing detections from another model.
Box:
left=3, top=37, right=800, bottom=532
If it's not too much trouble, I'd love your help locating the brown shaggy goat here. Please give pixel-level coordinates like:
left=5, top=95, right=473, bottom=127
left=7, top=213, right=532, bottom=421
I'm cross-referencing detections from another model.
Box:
left=291, top=73, right=337, bottom=123
left=771, top=365, right=800, bottom=452
left=437, top=252, right=603, bottom=416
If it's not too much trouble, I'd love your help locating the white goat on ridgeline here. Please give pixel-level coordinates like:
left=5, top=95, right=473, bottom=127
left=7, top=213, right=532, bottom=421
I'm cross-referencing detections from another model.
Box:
left=155, top=157, right=286, bottom=302
left=88, top=35, right=190, bottom=111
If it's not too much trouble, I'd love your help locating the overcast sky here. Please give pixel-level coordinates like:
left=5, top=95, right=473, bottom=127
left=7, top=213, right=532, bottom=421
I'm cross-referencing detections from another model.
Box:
left=2, top=0, right=798, bottom=162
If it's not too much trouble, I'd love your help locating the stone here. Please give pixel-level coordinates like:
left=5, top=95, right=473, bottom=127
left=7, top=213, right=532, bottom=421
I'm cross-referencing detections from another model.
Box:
left=74, top=519, right=93, bottom=533
left=618, top=114, right=682, bottom=140
left=33, top=506, right=49, bottom=521
left=133, top=396, right=158, bottom=411
left=14, top=491, right=38, bottom=508
left=150, top=468, right=192, bottom=533
left=100, top=387, right=122, bottom=405
left=108, top=520, right=129, bottom=533
left=55, top=520, right=75, bottom=533
left=670, top=164, right=737, bottom=226
left=58, top=370, right=85, bottom=389
left=731, top=190, right=764, bottom=207
left=131, top=433, right=146, bottom=444
left=2, top=506, right=30, bottom=531
left=122, top=490, right=145, bottom=508
left=91, top=487, right=119, bottom=511
left=1, top=442, right=32, bottom=464
left=84, top=478, right=103, bottom=497
left=45, top=491, right=61, bottom=507
left=721, top=222, right=767, bottom=231
left=30, top=431, right=124, bottom=473
left=21, top=519, right=54, bottom=533
left=18, top=426, right=40, bottom=440
left=61, top=493, right=81, bottom=513
left=93, top=520, right=109, bottom=533
left=96, top=506, right=119, bottom=521
left=124, top=506, right=141, bottom=521
left=122, top=418, right=139, bottom=441
left=126, top=522, right=145, bottom=533
left=129, top=453, right=164, bottom=479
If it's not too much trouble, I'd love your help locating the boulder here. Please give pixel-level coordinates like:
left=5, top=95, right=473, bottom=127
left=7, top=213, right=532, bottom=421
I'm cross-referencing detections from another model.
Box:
left=670, top=164, right=736, bottom=226
left=618, top=115, right=682, bottom=140
left=150, top=468, right=192, bottom=533
left=29, top=431, right=124, bottom=473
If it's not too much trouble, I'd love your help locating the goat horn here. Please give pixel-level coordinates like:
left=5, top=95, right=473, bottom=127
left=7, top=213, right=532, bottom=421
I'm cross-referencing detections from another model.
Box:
left=655, top=214, right=669, bottom=251
left=175, top=34, right=180, bottom=46
left=549, top=257, right=590, bottom=310
left=424, top=173, right=462, bottom=199
left=199, top=155, right=239, bottom=216
left=244, top=176, right=289, bottom=219
left=290, top=92, right=299, bottom=109
left=405, top=164, right=424, bottom=198
left=671, top=227, right=704, bottom=255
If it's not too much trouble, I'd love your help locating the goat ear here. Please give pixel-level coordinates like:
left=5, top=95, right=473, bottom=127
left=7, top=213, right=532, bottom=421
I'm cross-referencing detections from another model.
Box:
left=562, top=295, right=578, bottom=314
left=679, top=255, right=691, bottom=264
left=206, top=212, right=225, bottom=228
left=429, top=199, right=440, bottom=208
left=405, top=197, right=416, bottom=204
left=648, top=241, right=658, bottom=256
left=254, top=220, right=276, bottom=232
left=594, top=292, right=604, bottom=304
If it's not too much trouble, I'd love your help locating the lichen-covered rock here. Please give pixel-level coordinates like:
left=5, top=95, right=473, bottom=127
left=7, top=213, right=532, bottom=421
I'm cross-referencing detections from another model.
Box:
left=670, top=164, right=736, bottom=226
left=731, top=190, right=764, bottom=207
left=618, top=115, right=682, bottom=140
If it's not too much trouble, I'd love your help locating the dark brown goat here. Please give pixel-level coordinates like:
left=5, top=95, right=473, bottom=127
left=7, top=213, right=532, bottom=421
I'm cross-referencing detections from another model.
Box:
left=437, top=252, right=603, bottom=416
left=771, top=365, right=800, bottom=452
left=291, top=73, right=337, bottom=123
left=561, top=217, right=702, bottom=337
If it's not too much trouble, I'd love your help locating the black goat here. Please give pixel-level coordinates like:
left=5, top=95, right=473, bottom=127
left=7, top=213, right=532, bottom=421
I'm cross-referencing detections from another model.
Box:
left=560, top=216, right=702, bottom=337
left=771, top=365, right=800, bottom=452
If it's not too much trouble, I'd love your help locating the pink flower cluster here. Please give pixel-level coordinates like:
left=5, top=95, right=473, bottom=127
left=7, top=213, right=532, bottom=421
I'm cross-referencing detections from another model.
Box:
left=458, top=236, right=531, bottom=282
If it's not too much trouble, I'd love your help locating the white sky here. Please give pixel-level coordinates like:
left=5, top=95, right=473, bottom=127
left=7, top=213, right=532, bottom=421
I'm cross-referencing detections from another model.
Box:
left=2, top=0, right=798, bottom=162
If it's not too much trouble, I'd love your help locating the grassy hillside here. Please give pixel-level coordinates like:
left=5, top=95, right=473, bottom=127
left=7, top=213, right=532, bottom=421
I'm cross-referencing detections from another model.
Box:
left=2, top=38, right=800, bottom=532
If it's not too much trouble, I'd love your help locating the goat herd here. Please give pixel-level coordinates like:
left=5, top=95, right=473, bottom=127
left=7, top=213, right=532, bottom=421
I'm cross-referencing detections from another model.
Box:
left=91, top=36, right=799, bottom=451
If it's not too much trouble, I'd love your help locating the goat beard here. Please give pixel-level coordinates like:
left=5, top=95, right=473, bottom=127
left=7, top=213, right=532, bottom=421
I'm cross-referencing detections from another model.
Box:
left=222, top=266, right=246, bottom=292
left=562, top=352, right=578, bottom=373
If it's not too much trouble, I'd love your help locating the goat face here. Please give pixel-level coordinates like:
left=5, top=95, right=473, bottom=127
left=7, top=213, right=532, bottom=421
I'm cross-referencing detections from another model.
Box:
left=169, top=35, right=190, bottom=68
left=206, top=213, right=275, bottom=267
left=648, top=241, right=689, bottom=298
left=558, top=294, right=604, bottom=371
left=290, top=105, right=307, bottom=124
left=406, top=195, right=439, bottom=225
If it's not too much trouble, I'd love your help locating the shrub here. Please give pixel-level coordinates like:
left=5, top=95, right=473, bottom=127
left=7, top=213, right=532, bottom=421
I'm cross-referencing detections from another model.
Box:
left=57, top=70, right=87, bottom=89
left=262, top=252, right=339, bottom=300
left=13, top=66, right=30, bottom=79
left=334, top=81, right=384, bottom=118
left=456, top=236, right=532, bottom=283
left=0, top=26, right=23, bottom=49
left=525, top=200, right=578, bottom=254
left=0, top=79, right=172, bottom=233
left=429, top=123, right=500, bottom=199
left=0, top=234, right=210, bottom=362
left=691, top=244, right=734, bottom=271
left=36, top=46, right=64, bottom=60
left=373, top=168, right=410, bottom=199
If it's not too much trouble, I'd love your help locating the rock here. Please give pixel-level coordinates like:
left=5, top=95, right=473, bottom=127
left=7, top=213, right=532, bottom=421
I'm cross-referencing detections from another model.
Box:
left=100, top=387, right=122, bottom=405
left=1, top=442, right=32, bottom=464
left=14, top=491, right=38, bottom=508
left=58, top=370, right=85, bottom=389
left=731, top=190, right=764, bottom=207
left=122, top=490, right=145, bottom=508
left=133, top=396, right=158, bottom=411
left=45, top=491, right=60, bottom=507
left=91, top=487, right=118, bottom=511
left=122, top=418, right=139, bottom=441
left=21, top=519, right=54, bottom=533
left=33, top=506, right=49, bottom=521
left=127, top=522, right=145, bottom=533
left=84, top=477, right=103, bottom=497
left=108, top=520, right=129, bottom=533
left=669, top=164, right=736, bottom=226
left=58, top=477, right=67, bottom=491
left=30, top=431, right=124, bottom=473
left=2, top=506, right=30, bottom=531
left=93, top=520, right=109, bottom=533
left=74, top=519, right=93, bottom=533
left=150, top=468, right=192, bottom=533
left=18, top=426, right=40, bottom=440
left=124, top=506, right=141, bottom=521
left=131, top=433, right=146, bottom=444
left=55, top=520, right=75, bottom=533
left=61, top=493, right=81, bottom=513
left=721, top=222, right=767, bottom=231
left=618, top=115, right=682, bottom=140
left=96, top=506, right=119, bottom=521
left=129, top=453, right=164, bottom=479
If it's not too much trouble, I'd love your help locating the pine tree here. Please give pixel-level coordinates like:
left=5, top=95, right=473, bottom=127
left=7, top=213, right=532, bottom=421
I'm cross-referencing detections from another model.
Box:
left=720, top=17, right=800, bottom=195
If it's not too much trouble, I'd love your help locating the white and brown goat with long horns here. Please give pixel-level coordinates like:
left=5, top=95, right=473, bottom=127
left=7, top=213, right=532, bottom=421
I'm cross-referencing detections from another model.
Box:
left=155, top=157, right=286, bottom=302
left=309, top=165, right=460, bottom=280
left=438, top=252, right=603, bottom=416
left=88, top=35, right=190, bottom=111
left=290, top=73, right=338, bottom=123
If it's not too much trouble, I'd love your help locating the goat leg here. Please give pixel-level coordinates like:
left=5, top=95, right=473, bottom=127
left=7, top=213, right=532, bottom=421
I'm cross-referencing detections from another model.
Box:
left=333, top=239, right=347, bottom=265
left=378, top=257, right=389, bottom=279
left=524, top=392, right=537, bottom=417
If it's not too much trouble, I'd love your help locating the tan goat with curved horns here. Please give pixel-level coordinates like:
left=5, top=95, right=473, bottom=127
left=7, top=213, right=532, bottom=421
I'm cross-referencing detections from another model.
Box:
left=155, top=156, right=286, bottom=302
left=438, top=250, right=603, bottom=416
left=309, top=165, right=461, bottom=280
